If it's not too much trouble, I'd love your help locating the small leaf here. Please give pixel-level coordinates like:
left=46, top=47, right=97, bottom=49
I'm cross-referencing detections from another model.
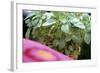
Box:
left=32, top=15, right=39, bottom=20
left=24, top=11, right=40, bottom=20
left=36, top=19, right=42, bottom=27
left=25, top=19, right=30, bottom=24
left=27, top=22, right=32, bottom=27
left=57, top=12, right=67, bottom=23
left=25, top=28, right=31, bottom=39
left=65, top=49, right=70, bottom=55
left=58, top=40, right=66, bottom=49
left=68, top=45, right=74, bottom=52
left=55, top=30, right=62, bottom=39
left=61, top=19, right=67, bottom=24
left=32, top=18, right=39, bottom=26
left=84, top=33, right=91, bottom=44
left=26, top=18, right=39, bottom=27
left=81, top=13, right=91, bottom=30
left=42, top=19, right=56, bottom=26
left=70, top=18, right=79, bottom=23
left=67, top=13, right=76, bottom=19
left=24, top=13, right=35, bottom=20
left=65, top=35, right=72, bottom=42
left=72, top=35, right=82, bottom=44
left=38, top=37, right=44, bottom=44
left=61, top=24, right=69, bottom=33
left=53, top=40, right=59, bottom=46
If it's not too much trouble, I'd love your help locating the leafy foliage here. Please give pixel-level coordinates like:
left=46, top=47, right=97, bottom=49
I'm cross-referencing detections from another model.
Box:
left=23, top=10, right=91, bottom=59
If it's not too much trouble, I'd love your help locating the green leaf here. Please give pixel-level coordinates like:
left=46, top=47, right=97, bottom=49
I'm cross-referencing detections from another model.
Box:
left=81, top=14, right=91, bottom=31
left=58, top=40, right=66, bottom=49
left=61, top=19, right=67, bottom=24
left=65, top=49, right=70, bottom=55
left=24, top=11, right=40, bottom=20
left=71, top=18, right=85, bottom=29
left=32, top=18, right=40, bottom=26
left=61, top=24, right=69, bottom=33
left=24, top=13, right=35, bottom=20
left=27, top=22, right=32, bottom=27
left=25, top=19, right=30, bottom=24
left=70, top=18, right=79, bottom=23
left=26, top=18, right=39, bottom=27
left=74, top=22, right=85, bottom=29
left=72, top=35, right=82, bottom=44
left=53, top=40, right=59, bottom=46
left=65, top=34, right=72, bottom=42
left=43, top=12, right=55, bottom=19
left=36, top=19, right=42, bottom=27
left=68, top=45, right=74, bottom=52
left=54, top=30, right=63, bottom=39
left=58, top=12, right=67, bottom=23
left=42, top=19, right=56, bottom=26
left=81, top=14, right=91, bottom=22
left=32, top=15, right=39, bottom=20
left=84, top=33, right=91, bottom=44
left=25, top=28, right=31, bottom=39
left=66, top=13, right=76, bottom=20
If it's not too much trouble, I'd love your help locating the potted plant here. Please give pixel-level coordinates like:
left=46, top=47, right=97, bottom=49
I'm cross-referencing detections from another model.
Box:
left=23, top=10, right=91, bottom=60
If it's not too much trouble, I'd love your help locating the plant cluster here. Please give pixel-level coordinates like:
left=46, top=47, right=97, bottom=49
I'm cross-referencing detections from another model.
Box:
left=24, top=10, right=91, bottom=59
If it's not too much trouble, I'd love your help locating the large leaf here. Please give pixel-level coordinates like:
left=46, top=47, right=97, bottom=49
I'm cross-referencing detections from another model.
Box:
left=74, top=22, right=85, bottom=29
left=71, top=18, right=85, bottom=29
left=42, top=19, right=56, bottom=26
left=61, top=24, right=69, bottom=33
left=84, top=33, right=91, bottom=44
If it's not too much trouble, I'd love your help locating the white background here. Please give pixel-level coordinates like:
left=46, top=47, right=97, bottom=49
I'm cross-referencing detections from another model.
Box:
left=0, top=0, right=100, bottom=73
